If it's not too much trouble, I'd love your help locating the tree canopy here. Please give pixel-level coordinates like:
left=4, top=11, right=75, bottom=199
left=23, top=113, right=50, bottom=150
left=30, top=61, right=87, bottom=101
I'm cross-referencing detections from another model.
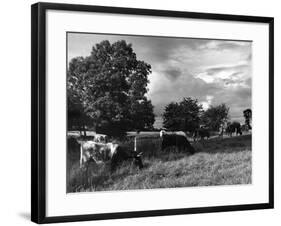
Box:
left=67, top=40, right=155, bottom=136
left=201, top=104, right=229, bottom=131
left=162, top=97, right=203, bottom=132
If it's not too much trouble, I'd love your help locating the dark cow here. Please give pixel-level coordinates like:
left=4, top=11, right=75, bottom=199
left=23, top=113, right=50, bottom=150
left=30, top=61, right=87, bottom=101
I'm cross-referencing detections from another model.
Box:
left=226, top=122, right=242, bottom=137
left=111, top=145, right=143, bottom=171
left=80, top=141, right=143, bottom=172
left=241, top=124, right=250, bottom=132
left=161, top=134, right=195, bottom=154
left=193, top=128, right=210, bottom=141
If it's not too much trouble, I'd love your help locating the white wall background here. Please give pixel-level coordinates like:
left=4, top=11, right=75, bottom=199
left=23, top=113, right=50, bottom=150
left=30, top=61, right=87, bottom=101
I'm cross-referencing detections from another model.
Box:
left=0, top=0, right=279, bottom=225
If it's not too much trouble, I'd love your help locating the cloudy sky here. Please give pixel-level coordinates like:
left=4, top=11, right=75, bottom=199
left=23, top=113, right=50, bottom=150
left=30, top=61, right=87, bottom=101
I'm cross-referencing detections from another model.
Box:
left=68, top=32, right=252, bottom=124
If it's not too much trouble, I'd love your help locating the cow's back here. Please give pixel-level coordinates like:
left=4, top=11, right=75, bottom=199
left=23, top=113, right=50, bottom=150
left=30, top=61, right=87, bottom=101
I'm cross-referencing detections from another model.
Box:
left=162, top=134, right=194, bottom=153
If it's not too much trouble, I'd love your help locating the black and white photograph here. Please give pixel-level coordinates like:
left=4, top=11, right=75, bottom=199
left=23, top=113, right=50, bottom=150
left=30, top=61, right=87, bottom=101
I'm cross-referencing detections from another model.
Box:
left=66, top=32, right=252, bottom=193
left=29, top=2, right=274, bottom=223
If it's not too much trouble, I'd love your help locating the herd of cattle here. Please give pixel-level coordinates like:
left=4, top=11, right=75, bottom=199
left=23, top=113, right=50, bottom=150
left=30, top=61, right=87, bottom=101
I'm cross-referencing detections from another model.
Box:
left=76, top=121, right=248, bottom=173
left=78, top=131, right=195, bottom=172
left=194, top=121, right=245, bottom=140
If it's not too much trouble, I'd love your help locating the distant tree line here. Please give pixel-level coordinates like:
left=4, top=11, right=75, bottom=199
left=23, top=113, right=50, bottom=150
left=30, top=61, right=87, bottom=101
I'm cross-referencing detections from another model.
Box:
left=162, top=97, right=230, bottom=133
left=162, top=98, right=252, bottom=133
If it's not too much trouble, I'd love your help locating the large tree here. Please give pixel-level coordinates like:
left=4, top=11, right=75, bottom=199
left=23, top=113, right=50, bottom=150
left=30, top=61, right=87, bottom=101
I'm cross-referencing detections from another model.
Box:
left=67, top=40, right=155, bottom=136
left=67, top=91, right=90, bottom=136
left=162, top=97, right=202, bottom=132
left=201, top=104, right=229, bottom=131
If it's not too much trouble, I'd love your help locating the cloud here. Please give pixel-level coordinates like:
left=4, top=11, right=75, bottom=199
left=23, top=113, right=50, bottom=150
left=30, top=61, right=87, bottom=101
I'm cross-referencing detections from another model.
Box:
left=204, top=63, right=248, bottom=75
left=195, top=62, right=251, bottom=88
left=200, top=95, right=214, bottom=110
left=68, top=33, right=252, bottom=122
left=147, top=71, right=221, bottom=116
left=162, top=68, right=182, bottom=81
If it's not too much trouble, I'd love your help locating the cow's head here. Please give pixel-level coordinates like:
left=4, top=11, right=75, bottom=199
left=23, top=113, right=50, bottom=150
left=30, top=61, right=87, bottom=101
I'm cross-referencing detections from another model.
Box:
left=132, top=152, right=144, bottom=169
left=189, top=145, right=196, bottom=154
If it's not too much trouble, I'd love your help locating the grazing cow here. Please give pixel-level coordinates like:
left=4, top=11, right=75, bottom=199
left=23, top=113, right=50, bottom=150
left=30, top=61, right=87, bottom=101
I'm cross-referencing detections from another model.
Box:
left=161, top=133, right=195, bottom=154
left=193, top=128, right=210, bottom=141
left=80, top=141, right=143, bottom=171
left=226, top=122, right=242, bottom=137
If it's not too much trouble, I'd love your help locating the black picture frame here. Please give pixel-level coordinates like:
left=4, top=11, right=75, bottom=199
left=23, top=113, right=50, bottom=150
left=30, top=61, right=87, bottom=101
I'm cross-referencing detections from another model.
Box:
left=31, top=2, right=274, bottom=224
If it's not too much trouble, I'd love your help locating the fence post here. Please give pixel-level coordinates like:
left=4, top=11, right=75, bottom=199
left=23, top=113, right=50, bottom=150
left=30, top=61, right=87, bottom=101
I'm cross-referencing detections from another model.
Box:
left=134, top=136, right=137, bottom=152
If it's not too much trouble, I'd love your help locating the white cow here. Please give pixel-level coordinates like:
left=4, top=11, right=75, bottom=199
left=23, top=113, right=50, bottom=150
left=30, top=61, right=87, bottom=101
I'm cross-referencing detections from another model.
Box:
left=80, top=141, right=143, bottom=171
left=93, top=134, right=108, bottom=143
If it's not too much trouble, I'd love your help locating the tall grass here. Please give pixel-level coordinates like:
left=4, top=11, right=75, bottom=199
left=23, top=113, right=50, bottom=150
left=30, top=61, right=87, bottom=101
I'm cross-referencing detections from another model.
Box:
left=67, top=134, right=252, bottom=193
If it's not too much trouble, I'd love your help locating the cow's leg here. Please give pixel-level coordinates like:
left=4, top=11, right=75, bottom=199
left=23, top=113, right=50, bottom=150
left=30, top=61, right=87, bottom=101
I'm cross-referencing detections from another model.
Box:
left=110, top=161, right=117, bottom=173
left=178, top=145, right=182, bottom=153
left=190, top=146, right=195, bottom=154
left=86, top=160, right=95, bottom=187
left=86, top=162, right=91, bottom=187
left=110, top=154, right=118, bottom=173
left=81, top=160, right=89, bottom=187
left=194, top=135, right=198, bottom=142
left=183, top=145, right=187, bottom=153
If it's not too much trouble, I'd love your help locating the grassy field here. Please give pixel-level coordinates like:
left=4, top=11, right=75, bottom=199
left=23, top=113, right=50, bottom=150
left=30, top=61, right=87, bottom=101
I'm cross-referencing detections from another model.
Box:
left=67, top=134, right=252, bottom=193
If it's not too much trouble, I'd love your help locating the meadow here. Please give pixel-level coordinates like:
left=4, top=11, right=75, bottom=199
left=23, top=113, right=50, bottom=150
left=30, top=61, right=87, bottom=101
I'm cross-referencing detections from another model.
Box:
left=66, top=134, right=252, bottom=193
